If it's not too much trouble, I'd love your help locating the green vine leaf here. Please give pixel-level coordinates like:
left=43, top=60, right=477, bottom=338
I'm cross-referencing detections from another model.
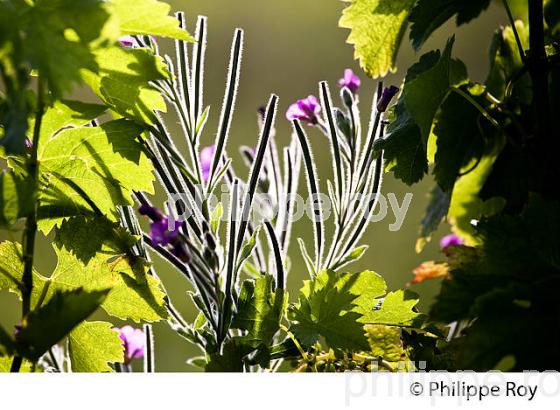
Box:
left=68, top=321, right=124, bottom=372
left=432, top=87, right=486, bottom=192
left=54, top=215, right=138, bottom=265
left=381, top=50, right=439, bottom=185
left=0, top=171, right=33, bottom=227
left=36, top=119, right=155, bottom=233
left=112, top=0, right=194, bottom=41
left=0, top=241, right=50, bottom=306
left=409, top=0, right=491, bottom=50
left=288, top=270, right=386, bottom=351
left=447, top=138, right=506, bottom=245
left=231, top=275, right=287, bottom=367
left=18, top=288, right=110, bottom=361
left=205, top=339, right=244, bottom=372
left=359, top=290, right=424, bottom=327
left=404, top=37, right=468, bottom=144
left=82, top=46, right=170, bottom=125
left=339, top=0, right=415, bottom=78
left=382, top=39, right=467, bottom=185
left=48, top=246, right=168, bottom=323
left=0, top=0, right=117, bottom=98
left=39, top=100, right=107, bottom=142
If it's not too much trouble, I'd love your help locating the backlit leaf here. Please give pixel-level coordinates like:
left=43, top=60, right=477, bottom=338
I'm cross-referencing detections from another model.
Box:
left=339, top=0, right=415, bottom=78
left=18, top=289, right=110, bottom=361
left=112, top=0, right=194, bottom=41
left=68, top=321, right=124, bottom=372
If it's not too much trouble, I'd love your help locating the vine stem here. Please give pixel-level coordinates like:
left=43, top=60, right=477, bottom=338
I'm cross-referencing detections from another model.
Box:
left=11, top=77, right=45, bottom=373
left=527, top=0, right=551, bottom=142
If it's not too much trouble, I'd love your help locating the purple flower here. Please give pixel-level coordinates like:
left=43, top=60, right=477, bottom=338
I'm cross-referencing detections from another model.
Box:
left=376, top=85, right=400, bottom=112
left=200, top=145, right=216, bottom=182
left=286, top=95, right=321, bottom=125
left=440, top=234, right=464, bottom=250
left=138, top=204, right=164, bottom=222
left=139, top=204, right=184, bottom=246
left=116, top=326, right=145, bottom=364
left=149, top=219, right=184, bottom=246
left=119, top=35, right=137, bottom=48
left=338, top=69, right=361, bottom=94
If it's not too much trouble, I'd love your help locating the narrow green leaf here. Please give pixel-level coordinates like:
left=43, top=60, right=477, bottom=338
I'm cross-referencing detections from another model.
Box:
left=210, top=203, right=223, bottom=235
left=235, top=227, right=260, bottom=272
left=297, top=238, right=316, bottom=277
left=332, top=245, right=369, bottom=270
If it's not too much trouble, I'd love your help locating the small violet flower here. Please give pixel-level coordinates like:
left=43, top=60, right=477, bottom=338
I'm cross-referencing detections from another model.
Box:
left=286, top=95, right=321, bottom=125
left=116, top=325, right=145, bottom=364
left=338, top=69, right=361, bottom=94
left=119, top=35, right=137, bottom=48
left=149, top=219, right=184, bottom=246
left=440, top=233, right=464, bottom=250
left=200, top=145, right=216, bottom=182
left=376, top=85, right=400, bottom=112
left=139, top=204, right=182, bottom=246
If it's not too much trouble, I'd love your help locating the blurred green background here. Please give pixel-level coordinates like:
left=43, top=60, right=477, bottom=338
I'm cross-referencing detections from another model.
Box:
left=1, top=0, right=511, bottom=371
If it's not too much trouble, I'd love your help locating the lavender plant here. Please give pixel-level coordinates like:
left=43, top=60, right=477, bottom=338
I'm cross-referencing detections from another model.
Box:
left=113, top=14, right=429, bottom=372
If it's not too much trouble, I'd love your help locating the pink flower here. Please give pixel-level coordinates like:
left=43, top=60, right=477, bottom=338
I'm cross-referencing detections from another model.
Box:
left=200, top=145, right=216, bottom=182
left=286, top=95, right=321, bottom=125
left=440, top=234, right=464, bottom=250
left=116, top=326, right=145, bottom=364
left=338, top=69, right=361, bottom=94
left=119, top=35, right=137, bottom=48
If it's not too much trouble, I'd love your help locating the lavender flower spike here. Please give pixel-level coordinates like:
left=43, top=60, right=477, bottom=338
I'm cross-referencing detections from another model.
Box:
left=286, top=95, right=321, bottom=125
left=200, top=145, right=216, bottom=182
left=376, top=85, right=400, bottom=112
left=338, top=69, right=361, bottom=94
left=440, top=233, right=464, bottom=250
left=116, top=325, right=145, bottom=364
